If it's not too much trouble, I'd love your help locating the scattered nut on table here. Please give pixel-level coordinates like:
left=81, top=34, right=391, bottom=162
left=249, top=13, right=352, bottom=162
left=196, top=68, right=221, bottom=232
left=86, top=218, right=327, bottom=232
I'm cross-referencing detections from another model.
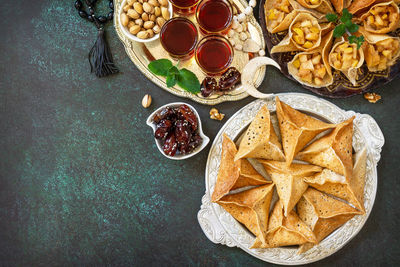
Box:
left=210, top=108, right=225, bottom=121
left=364, top=93, right=381, bottom=103
left=142, top=94, right=152, bottom=108
left=121, top=0, right=170, bottom=40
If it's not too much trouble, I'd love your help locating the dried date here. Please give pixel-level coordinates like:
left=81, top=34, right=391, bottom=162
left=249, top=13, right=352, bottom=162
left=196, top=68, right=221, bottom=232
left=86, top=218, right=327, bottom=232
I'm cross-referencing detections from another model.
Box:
left=178, top=104, right=198, bottom=131
left=219, top=67, right=241, bottom=91
left=200, top=77, right=219, bottom=97
left=163, top=133, right=178, bottom=156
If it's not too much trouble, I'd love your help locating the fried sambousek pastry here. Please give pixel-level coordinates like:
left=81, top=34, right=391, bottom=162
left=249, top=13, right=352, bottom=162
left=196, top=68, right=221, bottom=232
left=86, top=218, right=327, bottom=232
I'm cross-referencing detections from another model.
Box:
left=288, top=30, right=334, bottom=88
left=304, top=147, right=367, bottom=213
left=259, top=160, right=322, bottom=216
left=330, top=0, right=352, bottom=13
left=265, top=0, right=326, bottom=33
left=328, top=39, right=364, bottom=86
left=297, top=188, right=360, bottom=253
left=251, top=200, right=317, bottom=248
left=217, top=184, right=275, bottom=245
left=235, top=105, right=285, bottom=162
left=296, top=0, right=334, bottom=14
left=211, top=134, right=270, bottom=202
left=360, top=27, right=400, bottom=71
left=360, top=1, right=400, bottom=34
left=271, top=13, right=322, bottom=53
left=297, top=116, right=355, bottom=180
left=265, top=0, right=297, bottom=33
left=275, top=97, right=336, bottom=165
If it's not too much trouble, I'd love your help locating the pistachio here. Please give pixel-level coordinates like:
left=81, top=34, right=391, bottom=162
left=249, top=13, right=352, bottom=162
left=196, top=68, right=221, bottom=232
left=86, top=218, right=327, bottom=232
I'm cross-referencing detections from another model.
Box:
left=143, top=2, right=153, bottom=13
left=149, top=0, right=159, bottom=7
left=158, top=0, right=168, bottom=7
left=153, top=25, right=161, bottom=33
left=142, top=12, right=149, bottom=21
left=121, top=13, right=129, bottom=27
left=127, top=9, right=140, bottom=19
left=127, top=0, right=136, bottom=5
left=128, top=20, right=135, bottom=28
left=142, top=94, right=152, bottom=108
left=144, top=20, right=155, bottom=29
left=137, top=30, right=150, bottom=39
left=161, top=6, right=170, bottom=20
left=135, top=18, right=143, bottom=27
left=146, top=29, right=155, bottom=38
left=133, top=2, right=144, bottom=14
left=154, top=6, right=161, bottom=16
left=129, top=25, right=141, bottom=35
left=156, top=17, right=166, bottom=27
left=150, top=14, right=156, bottom=21
left=123, top=4, right=131, bottom=12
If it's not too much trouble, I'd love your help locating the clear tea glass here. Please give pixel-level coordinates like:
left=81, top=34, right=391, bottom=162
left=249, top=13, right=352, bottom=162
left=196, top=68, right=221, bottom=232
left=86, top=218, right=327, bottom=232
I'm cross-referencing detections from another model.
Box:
left=160, top=17, right=198, bottom=60
left=195, top=35, right=234, bottom=75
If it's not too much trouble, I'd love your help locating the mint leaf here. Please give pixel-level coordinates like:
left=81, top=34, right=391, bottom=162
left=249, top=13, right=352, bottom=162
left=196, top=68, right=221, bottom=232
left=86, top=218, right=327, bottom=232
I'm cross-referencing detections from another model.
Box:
left=349, top=35, right=364, bottom=49
left=166, top=66, right=179, bottom=87
left=326, top=13, right=338, bottom=22
left=333, top=24, right=346, bottom=38
left=148, top=59, right=173, bottom=76
left=167, top=66, right=179, bottom=76
left=176, top=68, right=200, bottom=94
left=341, top=8, right=352, bottom=23
left=347, top=23, right=359, bottom=33
left=348, top=35, right=357, bottom=43
left=166, top=74, right=176, bottom=87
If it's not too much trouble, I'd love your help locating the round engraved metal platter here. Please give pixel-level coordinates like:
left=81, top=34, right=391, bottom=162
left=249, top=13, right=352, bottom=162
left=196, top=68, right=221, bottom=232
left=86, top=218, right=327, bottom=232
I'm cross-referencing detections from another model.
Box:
left=259, top=0, right=400, bottom=98
left=113, top=0, right=266, bottom=105
left=197, top=93, right=384, bottom=265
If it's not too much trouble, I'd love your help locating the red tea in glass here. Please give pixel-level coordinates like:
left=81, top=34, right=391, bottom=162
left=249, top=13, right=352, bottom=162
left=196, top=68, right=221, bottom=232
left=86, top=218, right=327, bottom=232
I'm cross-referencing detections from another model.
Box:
left=195, top=35, right=233, bottom=75
left=160, top=18, right=198, bottom=60
left=170, top=0, right=201, bottom=15
left=196, top=0, right=233, bottom=35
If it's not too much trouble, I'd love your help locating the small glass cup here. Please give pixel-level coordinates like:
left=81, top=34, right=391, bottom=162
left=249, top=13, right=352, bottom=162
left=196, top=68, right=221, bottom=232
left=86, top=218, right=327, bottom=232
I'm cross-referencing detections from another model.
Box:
left=195, top=0, right=233, bottom=35
left=170, top=0, right=202, bottom=15
left=160, top=17, right=198, bottom=60
left=195, top=35, right=234, bottom=75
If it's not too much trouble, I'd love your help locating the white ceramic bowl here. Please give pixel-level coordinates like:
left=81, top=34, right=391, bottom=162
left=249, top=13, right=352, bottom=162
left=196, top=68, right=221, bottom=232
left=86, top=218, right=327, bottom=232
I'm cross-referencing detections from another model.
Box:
left=118, top=0, right=173, bottom=43
left=146, top=102, right=210, bottom=160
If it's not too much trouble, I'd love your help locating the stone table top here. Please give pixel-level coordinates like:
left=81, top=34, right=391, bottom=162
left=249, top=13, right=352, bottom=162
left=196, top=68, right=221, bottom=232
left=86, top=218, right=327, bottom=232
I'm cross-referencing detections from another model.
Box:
left=0, top=1, right=399, bottom=265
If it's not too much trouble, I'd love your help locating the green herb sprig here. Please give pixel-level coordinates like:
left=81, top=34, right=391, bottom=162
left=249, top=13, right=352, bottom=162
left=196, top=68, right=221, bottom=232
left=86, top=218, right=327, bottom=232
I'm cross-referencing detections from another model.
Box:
left=148, top=59, right=201, bottom=94
left=326, top=8, right=365, bottom=49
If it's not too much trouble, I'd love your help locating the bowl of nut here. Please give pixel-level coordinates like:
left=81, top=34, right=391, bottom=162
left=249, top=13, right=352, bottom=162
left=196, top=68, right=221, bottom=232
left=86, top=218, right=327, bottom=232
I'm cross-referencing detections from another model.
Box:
left=146, top=102, right=210, bottom=160
left=119, top=0, right=173, bottom=43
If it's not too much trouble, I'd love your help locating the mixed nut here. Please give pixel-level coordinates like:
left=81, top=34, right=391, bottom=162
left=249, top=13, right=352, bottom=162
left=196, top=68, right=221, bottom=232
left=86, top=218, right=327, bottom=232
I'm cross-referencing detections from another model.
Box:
left=121, top=0, right=170, bottom=39
left=153, top=105, right=203, bottom=156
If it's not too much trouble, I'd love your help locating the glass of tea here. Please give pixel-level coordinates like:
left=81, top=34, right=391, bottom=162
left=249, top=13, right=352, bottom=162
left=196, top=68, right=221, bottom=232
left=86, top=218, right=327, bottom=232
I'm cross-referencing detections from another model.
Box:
left=170, top=0, right=201, bottom=15
left=160, top=17, right=198, bottom=60
left=196, top=0, right=233, bottom=35
left=195, top=35, right=234, bottom=75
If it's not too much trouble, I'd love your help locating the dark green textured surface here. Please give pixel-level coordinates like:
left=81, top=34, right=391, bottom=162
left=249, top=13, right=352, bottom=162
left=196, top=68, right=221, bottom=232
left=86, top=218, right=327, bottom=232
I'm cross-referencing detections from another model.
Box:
left=0, top=0, right=399, bottom=266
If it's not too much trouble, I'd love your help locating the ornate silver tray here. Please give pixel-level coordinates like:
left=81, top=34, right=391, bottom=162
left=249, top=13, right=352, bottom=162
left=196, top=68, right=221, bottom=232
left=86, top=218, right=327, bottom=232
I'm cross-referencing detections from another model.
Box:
left=197, top=93, right=384, bottom=265
left=113, top=0, right=266, bottom=105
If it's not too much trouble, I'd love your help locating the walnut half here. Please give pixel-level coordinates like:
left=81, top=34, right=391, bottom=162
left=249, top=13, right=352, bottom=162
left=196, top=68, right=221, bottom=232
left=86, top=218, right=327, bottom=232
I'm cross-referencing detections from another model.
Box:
left=364, top=93, right=381, bottom=103
left=210, top=108, right=225, bottom=121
